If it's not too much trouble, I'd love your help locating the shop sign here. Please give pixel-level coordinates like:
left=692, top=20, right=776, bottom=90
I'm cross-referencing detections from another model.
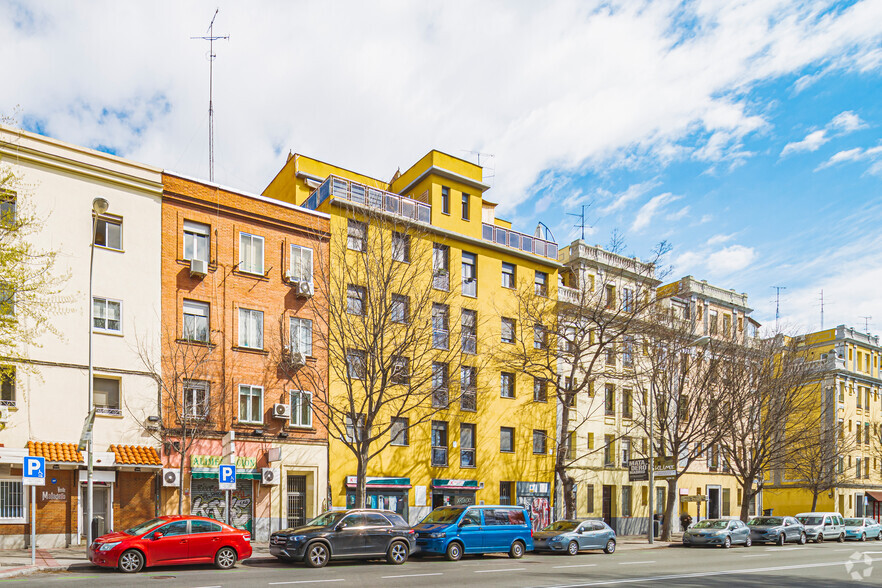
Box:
left=42, top=488, right=66, bottom=501
left=682, top=495, right=707, bottom=503
left=432, top=478, right=479, bottom=489
left=345, top=476, right=410, bottom=488
left=516, top=482, right=550, bottom=496
left=629, top=457, right=676, bottom=481
left=190, top=455, right=256, bottom=470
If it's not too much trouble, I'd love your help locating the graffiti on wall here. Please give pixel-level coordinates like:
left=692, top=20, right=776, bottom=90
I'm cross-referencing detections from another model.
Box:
left=520, top=496, right=550, bottom=532
left=190, top=479, right=253, bottom=532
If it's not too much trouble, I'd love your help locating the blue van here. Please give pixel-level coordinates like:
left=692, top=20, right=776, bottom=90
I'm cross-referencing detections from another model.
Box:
left=413, top=505, right=533, bottom=560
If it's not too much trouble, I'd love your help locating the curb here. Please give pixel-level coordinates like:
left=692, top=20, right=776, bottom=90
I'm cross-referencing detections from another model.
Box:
left=0, top=563, right=90, bottom=580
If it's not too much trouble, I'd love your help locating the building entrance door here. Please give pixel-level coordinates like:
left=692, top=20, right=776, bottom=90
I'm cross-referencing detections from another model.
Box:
left=83, top=486, right=109, bottom=539
left=602, top=485, right=614, bottom=531
left=707, top=486, right=721, bottom=519
left=287, top=475, right=307, bottom=528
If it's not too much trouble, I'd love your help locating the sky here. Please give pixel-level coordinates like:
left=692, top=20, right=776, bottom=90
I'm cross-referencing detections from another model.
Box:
left=2, top=0, right=881, bottom=334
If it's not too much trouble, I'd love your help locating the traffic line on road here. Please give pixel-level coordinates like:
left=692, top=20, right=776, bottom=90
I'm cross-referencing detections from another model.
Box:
left=740, top=554, right=769, bottom=558
left=553, top=564, right=598, bottom=569
left=475, top=567, right=526, bottom=573
left=381, top=573, right=444, bottom=579
left=617, top=560, right=655, bottom=565
left=268, top=580, right=346, bottom=585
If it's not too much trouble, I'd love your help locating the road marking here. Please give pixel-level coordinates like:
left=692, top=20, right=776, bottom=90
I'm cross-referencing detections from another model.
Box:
left=833, top=548, right=852, bottom=552
left=740, top=554, right=769, bottom=558
left=381, top=573, right=444, bottom=579
left=540, top=557, right=879, bottom=587
left=617, top=560, right=655, bottom=565
left=475, top=567, right=526, bottom=573
left=268, top=581, right=346, bottom=586
left=553, top=563, right=598, bottom=569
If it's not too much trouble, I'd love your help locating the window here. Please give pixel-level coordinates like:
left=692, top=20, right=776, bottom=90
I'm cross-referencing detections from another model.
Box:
left=461, top=366, right=477, bottom=411
left=0, top=479, right=25, bottom=522
left=622, top=288, right=634, bottom=312
left=391, top=356, right=410, bottom=386
left=533, top=430, right=547, bottom=454
left=723, top=314, right=731, bottom=335
left=586, top=484, right=595, bottom=513
left=501, top=318, right=515, bottom=344
left=0, top=191, right=15, bottom=225
left=623, top=336, right=634, bottom=368
left=392, top=232, right=410, bottom=263
left=500, top=372, right=515, bottom=398
left=656, top=487, right=666, bottom=516
left=604, top=435, right=615, bottom=467
left=709, top=310, right=719, bottom=335
left=238, top=233, right=264, bottom=275
left=865, top=422, right=871, bottom=445
left=856, top=457, right=862, bottom=478
left=501, top=262, right=516, bottom=289
left=0, top=282, right=12, bottom=316
left=184, top=380, right=209, bottom=420
left=238, top=384, right=263, bottom=424
left=500, top=482, right=514, bottom=506
left=605, top=384, right=615, bottom=416
left=94, top=216, right=122, bottom=250
left=533, top=378, right=547, bottom=402
left=0, top=366, right=14, bottom=407
left=391, top=417, right=409, bottom=446
left=566, top=431, right=576, bottom=459
left=347, top=285, right=366, bottom=315
left=622, top=388, right=633, bottom=419
left=461, top=309, right=477, bottom=353
left=857, top=387, right=863, bottom=408
left=345, top=414, right=365, bottom=443
left=461, top=193, right=470, bottom=220
left=461, top=423, right=476, bottom=467
left=93, top=377, right=121, bottom=415
left=535, top=271, right=548, bottom=296
left=605, top=345, right=616, bottom=366
left=605, top=284, right=616, bottom=309
left=587, top=432, right=594, bottom=450
left=500, top=427, right=515, bottom=453
left=441, top=186, right=450, bottom=214
left=183, top=220, right=210, bottom=263
left=433, top=244, right=449, bottom=290
left=432, top=362, right=449, bottom=407
left=622, top=486, right=632, bottom=517
left=431, top=421, right=448, bottom=466
left=289, top=317, right=313, bottom=356
left=289, top=245, right=313, bottom=282
left=290, top=390, right=313, bottom=427
left=238, top=308, right=263, bottom=349
left=432, top=303, right=449, bottom=349
left=347, top=219, right=366, bottom=251
left=92, top=297, right=122, bottom=334
left=533, top=324, right=548, bottom=350
left=462, top=252, right=477, bottom=297
left=391, top=294, right=409, bottom=324
left=621, top=438, right=631, bottom=467
left=347, top=350, right=366, bottom=380
left=182, top=300, right=209, bottom=343
left=191, top=520, right=222, bottom=534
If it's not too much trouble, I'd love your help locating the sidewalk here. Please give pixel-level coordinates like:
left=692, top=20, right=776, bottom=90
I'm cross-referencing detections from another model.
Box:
left=0, top=538, right=680, bottom=579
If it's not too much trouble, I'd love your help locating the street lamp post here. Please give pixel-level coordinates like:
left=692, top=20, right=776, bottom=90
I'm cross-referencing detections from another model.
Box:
left=86, top=197, right=109, bottom=548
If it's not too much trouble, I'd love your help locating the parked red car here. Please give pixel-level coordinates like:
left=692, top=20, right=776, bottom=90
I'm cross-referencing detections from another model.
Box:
left=88, top=515, right=252, bottom=573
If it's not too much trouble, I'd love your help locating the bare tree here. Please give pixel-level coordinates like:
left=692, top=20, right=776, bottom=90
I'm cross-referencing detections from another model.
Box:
left=136, top=326, right=225, bottom=514
left=496, top=240, right=667, bottom=518
left=282, top=205, right=486, bottom=508
left=788, top=420, right=858, bottom=512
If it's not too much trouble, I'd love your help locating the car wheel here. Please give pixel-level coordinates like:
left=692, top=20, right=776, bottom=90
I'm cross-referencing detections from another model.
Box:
left=117, top=549, right=144, bottom=574
left=386, top=541, right=409, bottom=565
left=799, top=533, right=807, bottom=545
left=723, top=536, right=731, bottom=549
left=777, top=534, right=785, bottom=546
left=816, top=533, right=824, bottom=543
left=509, top=540, right=525, bottom=559
left=604, top=539, right=616, bottom=554
left=860, top=533, right=866, bottom=542
left=445, top=541, right=463, bottom=561
left=745, top=536, right=752, bottom=548
left=305, top=542, right=330, bottom=568
left=567, top=541, right=579, bottom=556
left=214, top=547, right=237, bottom=570
left=838, top=533, right=845, bottom=543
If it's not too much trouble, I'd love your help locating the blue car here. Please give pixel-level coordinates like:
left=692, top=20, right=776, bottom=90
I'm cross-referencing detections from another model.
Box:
left=534, top=519, right=616, bottom=555
left=413, top=505, right=533, bottom=561
left=844, top=518, right=882, bottom=541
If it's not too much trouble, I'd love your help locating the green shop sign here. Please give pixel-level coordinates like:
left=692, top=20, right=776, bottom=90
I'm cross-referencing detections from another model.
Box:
left=190, top=455, right=257, bottom=469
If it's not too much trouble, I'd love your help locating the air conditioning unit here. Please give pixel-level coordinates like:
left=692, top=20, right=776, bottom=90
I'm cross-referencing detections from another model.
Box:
left=162, top=468, right=181, bottom=487
left=190, top=258, right=208, bottom=277
left=0, top=406, right=9, bottom=423
left=273, top=403, right=291, bottom=419
left=296, top=281, right=314, bottom=298
left=261, top=468, right=280, bottom=485
left=283, top=351, right=307, bottom=369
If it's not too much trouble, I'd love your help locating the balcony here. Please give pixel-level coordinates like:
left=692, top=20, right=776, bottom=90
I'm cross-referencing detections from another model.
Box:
left=307, top=175, right=431, bottom=224
left=482, top=223, right=558, bottom=260
left=558, top=285, right=580, bottom=305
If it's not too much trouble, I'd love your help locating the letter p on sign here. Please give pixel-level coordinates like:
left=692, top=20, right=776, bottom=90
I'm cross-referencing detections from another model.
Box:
left=219, top=464, right=236, bottom=490
left=23, top=456, right=45, bottom=486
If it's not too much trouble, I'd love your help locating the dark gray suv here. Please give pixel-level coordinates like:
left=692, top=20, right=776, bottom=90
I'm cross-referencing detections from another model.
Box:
left=270, top=510, right=416, bottom=568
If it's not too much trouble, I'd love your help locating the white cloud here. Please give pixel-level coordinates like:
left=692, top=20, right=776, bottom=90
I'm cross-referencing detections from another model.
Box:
left=631, top=192, right=681, bottom=232
left=829, top=111, right=866, bottom=133
left=780, top=111, right=866, bottom=157
left=666, top=206, right=690, bottom=221
left=599, top=181, right=659, bottom=215
left=706, top=245, right=757, bottom=274
left=815, top=144, right=882, bottom=170
left=781, top=130, right=828, bottom=156
left=706, top=233, right=736, bottom=246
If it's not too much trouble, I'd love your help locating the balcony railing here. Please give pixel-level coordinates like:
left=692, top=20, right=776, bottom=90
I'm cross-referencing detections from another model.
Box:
left=558, top=285, right=580, bottom=304
left=482, top=223, right=558, bottom=260
left=307, top=175, right=431, bottom=224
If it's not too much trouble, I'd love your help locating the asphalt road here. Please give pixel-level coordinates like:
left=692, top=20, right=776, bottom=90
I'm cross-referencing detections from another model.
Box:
left=4, top=542, right=882, bottom=587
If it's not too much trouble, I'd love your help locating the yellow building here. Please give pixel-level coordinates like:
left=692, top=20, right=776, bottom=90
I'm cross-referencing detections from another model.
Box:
left=764, top=325, right=882, bottom=519
left=264, top=151, right=559, bottom=526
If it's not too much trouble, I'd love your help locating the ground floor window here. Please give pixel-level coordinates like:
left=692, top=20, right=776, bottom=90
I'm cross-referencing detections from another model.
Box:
left=499, top=481, right=514, bottom=505
left=190, top=478, right=253, bottom=532
left=0, top=479, right=25, bottom=522
left=287, top=475, right=307, bottom=528
left=432, top=489, right=475, bottom=509
left=347, top=489, right=409, bottom=519
left=517, top=482, right=551, bottom=531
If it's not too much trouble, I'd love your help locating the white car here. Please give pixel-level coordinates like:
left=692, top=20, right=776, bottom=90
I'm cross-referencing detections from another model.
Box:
left=795, top=512, right=845, bottom=543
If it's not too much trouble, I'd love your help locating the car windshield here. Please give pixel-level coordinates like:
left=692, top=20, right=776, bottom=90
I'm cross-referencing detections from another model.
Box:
left=748, top=517, right=783, bottom=526
left=125, top=518, right=167, bottom=536
left=420, top=508, right=464, bottom=524
left=692, top=520, right=728, bottom=529
left=307, top=512, right=348, bottom=527
left=797, top=516, right=823, bottom=526
left=844, top=519, right=863, bottom=526
left=543, top=521, right=579, bottom=532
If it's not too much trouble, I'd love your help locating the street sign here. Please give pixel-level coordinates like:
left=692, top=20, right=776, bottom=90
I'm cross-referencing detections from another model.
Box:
left=628, top=456, right=677, bottom=481
left=77, top=409, right=96, bottom=452
left=219, top=464, right=236, bottom=490
left=23, top=456, right=46, bottom=486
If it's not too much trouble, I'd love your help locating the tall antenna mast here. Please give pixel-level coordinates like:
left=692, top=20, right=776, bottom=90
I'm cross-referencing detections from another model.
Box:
left=192, top=9, right=229, bottom=182
left=772, top=286, right=786, bottom=332
left=860, top=316, right=872, bottom=332
left=819, top=290, right=824, bottom=330
left=567, top=205, right=589, bottom=240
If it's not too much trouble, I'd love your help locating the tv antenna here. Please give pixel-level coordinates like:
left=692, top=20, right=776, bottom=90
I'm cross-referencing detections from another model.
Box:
left=819, top=290, right=825, bottom=330
left=860, top=316, right=872, bottom=332
left=771, top=286, right=786, bottom=332
left=460, top=150, right=495, bottom=185
left=567, top=204, right=590, bottom=240
left=192, top=9, right=229, bottom=182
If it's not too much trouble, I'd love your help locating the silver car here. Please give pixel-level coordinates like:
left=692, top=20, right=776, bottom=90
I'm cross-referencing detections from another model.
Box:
left=747, top=516, right=807, bottom=545
left=683, top=519, right=752, bottom=548
left=843, top=518, right=882, bottom=541
left=795, top=512, right=845, bottom=543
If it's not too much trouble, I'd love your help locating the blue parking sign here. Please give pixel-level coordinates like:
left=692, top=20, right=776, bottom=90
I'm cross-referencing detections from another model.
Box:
left=23, top=456, right=45, bottom=486
left=219, top=464, right=236, bottom=490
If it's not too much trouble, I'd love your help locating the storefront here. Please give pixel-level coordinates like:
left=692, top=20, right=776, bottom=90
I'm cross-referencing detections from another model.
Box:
left=517, top=481, right=551, bottom=531
left=189, top=455, right=260, bottom=533
left=431, top=479, right=479, bottom=509
left=868, top=491, right=882, bottom=522
left=345, top=476, right=410, bottom=519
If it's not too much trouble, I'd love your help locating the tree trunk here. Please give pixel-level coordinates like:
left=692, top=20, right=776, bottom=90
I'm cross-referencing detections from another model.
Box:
left=556, top=400, right=573, bottom=518
left=738, top=477, right=755, bottom=522
left=354, top=453, right=367, bottom=509
left=558, top=472, right=575, bottom=519
left=810, top=490, right=819, bottom=512
left=660, top=478, right=678, bottom=541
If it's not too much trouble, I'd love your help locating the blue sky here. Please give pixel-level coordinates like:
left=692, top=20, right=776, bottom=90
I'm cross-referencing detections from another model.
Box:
left=1, top=0, right=881, bottom=333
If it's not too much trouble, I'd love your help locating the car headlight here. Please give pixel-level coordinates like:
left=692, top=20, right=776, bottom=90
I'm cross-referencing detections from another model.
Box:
left=429, top=532, right=445, bottom=538
left=289, top=535, right=306, bottom=542
left=98, top=541, right=121, bottom=552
